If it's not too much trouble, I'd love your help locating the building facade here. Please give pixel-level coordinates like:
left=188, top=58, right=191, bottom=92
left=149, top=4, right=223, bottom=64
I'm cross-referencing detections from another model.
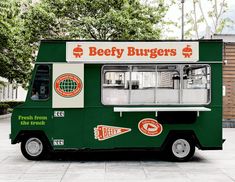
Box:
left=0, top=77, right=27, bottom=102
left=213, top=34, right=235, bottom=126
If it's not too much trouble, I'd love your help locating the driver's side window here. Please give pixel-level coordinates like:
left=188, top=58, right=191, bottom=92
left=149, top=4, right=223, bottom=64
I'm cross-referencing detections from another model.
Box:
left=31, top=65, right=50, bottom=100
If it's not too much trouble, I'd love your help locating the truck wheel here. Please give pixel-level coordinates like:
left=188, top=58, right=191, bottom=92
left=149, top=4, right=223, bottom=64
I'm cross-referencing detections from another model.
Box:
left=167, top=137, right=195, bottom=162
left=21, top=136, right=47, bottom=160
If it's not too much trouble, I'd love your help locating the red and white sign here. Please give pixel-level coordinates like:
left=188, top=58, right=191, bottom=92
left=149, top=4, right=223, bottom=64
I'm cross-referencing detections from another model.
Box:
left=138, top=118, right=163, bottom=137
left=66, top=41, right=199, bottom=63
left=94, top=125, right=131, bottom=141
left=54, top=73, right=83, bottom=97
left=52, top=63, right=84, bottom=108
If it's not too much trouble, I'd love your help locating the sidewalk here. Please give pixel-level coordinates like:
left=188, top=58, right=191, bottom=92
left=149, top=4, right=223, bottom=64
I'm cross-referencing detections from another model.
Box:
left=0, top=117, right=235, bottom=182
left=0, top=113, right=11, bottom=120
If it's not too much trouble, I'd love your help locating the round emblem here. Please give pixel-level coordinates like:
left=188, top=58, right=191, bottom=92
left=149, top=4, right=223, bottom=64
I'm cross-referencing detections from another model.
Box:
left=138, top=118, right=163, bottom=137
left=54, top=73, right=82, bottom=97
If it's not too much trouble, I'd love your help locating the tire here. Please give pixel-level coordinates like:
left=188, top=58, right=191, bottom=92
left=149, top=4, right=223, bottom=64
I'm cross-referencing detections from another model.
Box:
left=166, top=136, right=195, bottom=162
left=21, top=135, right=48, bottom=160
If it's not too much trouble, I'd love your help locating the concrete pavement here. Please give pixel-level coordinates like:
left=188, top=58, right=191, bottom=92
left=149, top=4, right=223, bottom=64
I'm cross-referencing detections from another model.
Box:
left=1, top=117, right=235, bottom=182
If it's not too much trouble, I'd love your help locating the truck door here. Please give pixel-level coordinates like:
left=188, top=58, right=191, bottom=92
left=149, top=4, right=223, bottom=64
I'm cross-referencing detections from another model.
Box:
left=52, top=63, right=84, bottom=149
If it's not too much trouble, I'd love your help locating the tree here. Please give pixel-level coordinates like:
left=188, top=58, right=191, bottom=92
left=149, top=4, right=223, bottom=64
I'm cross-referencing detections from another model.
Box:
left=0, top=0, right=32, bottom=87
left=182, top=0, right=234, bottom=39
left=23, top=0, right=169, bottom=41
left=1, top=0, right=170, bottom=87
left=0, top=0, right=10, bottom=68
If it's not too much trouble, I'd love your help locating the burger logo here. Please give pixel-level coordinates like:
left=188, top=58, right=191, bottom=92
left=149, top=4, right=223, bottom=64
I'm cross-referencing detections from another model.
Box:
left=54, top=73, right=83, bottom=97
left=182, top=45, right=193, bottom=58
left=73, top=44, right=83, bottom=58
left=138, top=118, right=163, bottom=137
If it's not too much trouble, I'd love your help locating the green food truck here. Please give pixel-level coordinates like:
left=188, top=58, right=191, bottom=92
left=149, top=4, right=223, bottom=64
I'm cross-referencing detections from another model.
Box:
left=10, top=40, right=223, bottom=161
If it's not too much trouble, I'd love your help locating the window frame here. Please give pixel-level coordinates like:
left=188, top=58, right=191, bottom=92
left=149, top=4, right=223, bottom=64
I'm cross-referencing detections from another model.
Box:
left=101, top=64, right=211, bottom=106
left=30, top=64, right=50, bottom=102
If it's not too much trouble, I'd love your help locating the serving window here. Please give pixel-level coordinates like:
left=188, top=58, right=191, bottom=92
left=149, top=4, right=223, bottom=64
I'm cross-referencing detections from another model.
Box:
left=182, top=65, right=210, bottom=104
left=102, top=64, right=210, bottom=105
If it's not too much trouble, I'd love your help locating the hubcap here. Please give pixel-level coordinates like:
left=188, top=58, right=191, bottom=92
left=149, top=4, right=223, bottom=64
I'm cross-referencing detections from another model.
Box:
left=25, top=138, right=43, bottom=157
left=172, top=139, right=190, bottom=158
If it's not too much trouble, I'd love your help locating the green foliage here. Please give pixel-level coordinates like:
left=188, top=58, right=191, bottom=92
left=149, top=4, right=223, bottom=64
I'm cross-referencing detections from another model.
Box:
left=0, top=103, right=9, bottom=115
left=0, top=80, right=6, bottom=86
left=0, top=101, right=23, bottom=115
left=0, top=103, right=9, bottom=109
left=23, top=0, right=168, bottom=40
left=183, top=0, right=234, bottom=39
left=1, top=0, right=168, bottom=87
left=0, top=0, right=32, bottom=87
left=1, top=101, right=24, bottom=108
left=0, top=0, right=9, bottom=17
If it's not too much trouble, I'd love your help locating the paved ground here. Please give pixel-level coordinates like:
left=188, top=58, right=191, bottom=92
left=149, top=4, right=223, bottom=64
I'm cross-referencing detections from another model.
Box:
left=1, top=117, right=235, bottom=182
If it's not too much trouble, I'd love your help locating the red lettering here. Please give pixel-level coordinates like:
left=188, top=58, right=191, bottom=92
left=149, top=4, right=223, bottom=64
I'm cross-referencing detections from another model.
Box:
left=157, top=49, right=164, bottom=56
left=111, top=47, right=116, bottom=56
left=143, top=49, right=149, bottom=56
left=170, top=49, right=177, bottom=56
left=128, top=47, right=135, bottom=56
left=97, top=49, right=103, bottom=56
left=116, top=49, right=124, bottom=58
left=135, top=49, right=141, bottom=56
left=164, top=49, right=170, bottom=56
left=90, top=46, right=177, bottom=59
left=104, top=49, right=111, bottom=56
left=150, top=49, right=157, bottom=58
left=89, top=47, right=97, bottom=56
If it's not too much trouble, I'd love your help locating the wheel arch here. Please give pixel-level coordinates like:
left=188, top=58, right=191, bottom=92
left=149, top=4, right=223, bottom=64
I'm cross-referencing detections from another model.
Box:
left=161, top=130, right=202, bottom=150
left=12, top=130, right=52, bottom=150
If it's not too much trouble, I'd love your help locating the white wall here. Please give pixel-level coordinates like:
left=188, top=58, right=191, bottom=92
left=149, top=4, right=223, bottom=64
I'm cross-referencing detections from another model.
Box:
left=213, top=34, right=235, bottom=42
left=0, top=77, right=27, bottom=102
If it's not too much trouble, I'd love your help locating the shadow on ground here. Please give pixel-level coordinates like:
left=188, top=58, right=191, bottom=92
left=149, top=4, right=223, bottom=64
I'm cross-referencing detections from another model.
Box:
left=47, top=150, right=205, bottom=162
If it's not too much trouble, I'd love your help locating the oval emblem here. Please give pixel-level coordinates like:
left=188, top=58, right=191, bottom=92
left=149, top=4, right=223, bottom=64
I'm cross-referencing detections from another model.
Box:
left=54, top=73, right=82, bottom=97
left=138, top=118, right=163, bottom=137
